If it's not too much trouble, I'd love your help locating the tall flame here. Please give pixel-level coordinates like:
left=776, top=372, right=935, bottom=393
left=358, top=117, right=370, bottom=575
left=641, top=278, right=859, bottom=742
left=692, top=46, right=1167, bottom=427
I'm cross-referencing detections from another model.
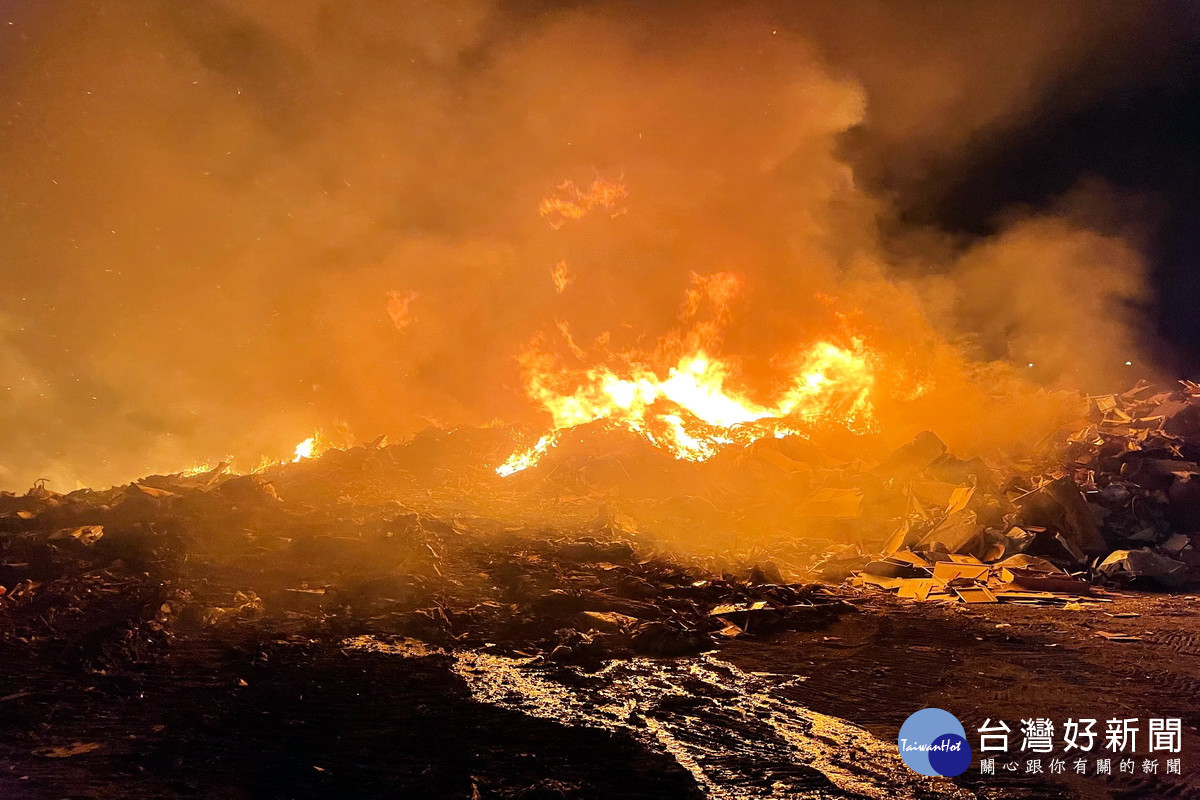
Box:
left=497, top=340, right=876, bottom=476
left=500, top=183, right=881, bottom=477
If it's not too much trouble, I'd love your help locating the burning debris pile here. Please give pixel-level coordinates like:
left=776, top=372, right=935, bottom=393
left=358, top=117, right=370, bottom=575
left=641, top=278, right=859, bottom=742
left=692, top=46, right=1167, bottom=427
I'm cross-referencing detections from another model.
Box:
left=481, top=377, right=1200, bottom=607
left=497, top=334, right=878, bottom=477
left=3, top=378, right=1199, bottom=672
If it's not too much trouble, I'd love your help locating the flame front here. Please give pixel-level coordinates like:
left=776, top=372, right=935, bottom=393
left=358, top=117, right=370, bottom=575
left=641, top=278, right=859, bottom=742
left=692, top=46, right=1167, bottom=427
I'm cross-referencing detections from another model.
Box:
left=497, top=340, right=876, bottom=476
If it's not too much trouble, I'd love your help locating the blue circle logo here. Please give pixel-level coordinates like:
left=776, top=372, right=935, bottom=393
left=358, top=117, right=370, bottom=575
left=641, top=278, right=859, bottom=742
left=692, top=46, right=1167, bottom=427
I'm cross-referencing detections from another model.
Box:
left=898, top=709, right=972, bottom=776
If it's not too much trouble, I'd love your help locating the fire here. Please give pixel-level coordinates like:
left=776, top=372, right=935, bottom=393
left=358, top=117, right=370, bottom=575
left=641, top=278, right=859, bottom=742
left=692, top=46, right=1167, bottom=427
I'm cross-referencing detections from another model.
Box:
left=253, top=433, right=330, bottom=471
left=499, top=187, right=882, bottom=477
left=496, top=433, right=558, bottom=477
left=257, top=432, right=332, bottom=471
left=538, top=178, right=628, bottom=229
left=170, top=433, right=332, bottom=481
left=551, top=260, right=571, bottom=293
left=497, top=340, right=876, bottom=476
left=179, top=461, right=215, bottom=478
left=293, top=437, right=318, bottom=462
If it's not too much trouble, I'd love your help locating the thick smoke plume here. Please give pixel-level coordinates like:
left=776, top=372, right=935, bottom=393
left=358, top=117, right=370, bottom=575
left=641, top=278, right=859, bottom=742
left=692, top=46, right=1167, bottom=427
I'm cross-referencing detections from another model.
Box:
left=0, top=0, right=1174, bottom=489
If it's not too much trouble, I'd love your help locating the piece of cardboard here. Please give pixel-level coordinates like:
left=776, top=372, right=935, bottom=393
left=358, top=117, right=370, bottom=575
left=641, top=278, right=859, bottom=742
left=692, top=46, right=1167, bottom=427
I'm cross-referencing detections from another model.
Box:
left=932, top=561, right=989, bottom=582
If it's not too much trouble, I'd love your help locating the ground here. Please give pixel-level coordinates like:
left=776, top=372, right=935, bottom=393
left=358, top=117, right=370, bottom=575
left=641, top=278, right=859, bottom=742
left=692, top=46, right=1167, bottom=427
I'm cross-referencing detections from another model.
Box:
left=2, top=478, right=1198, bottom=800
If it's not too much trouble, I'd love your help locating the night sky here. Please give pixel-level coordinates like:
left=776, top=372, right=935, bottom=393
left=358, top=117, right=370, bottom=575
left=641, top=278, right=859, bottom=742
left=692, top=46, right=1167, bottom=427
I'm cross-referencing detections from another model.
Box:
left=887, top=2, right=1200, bottom=370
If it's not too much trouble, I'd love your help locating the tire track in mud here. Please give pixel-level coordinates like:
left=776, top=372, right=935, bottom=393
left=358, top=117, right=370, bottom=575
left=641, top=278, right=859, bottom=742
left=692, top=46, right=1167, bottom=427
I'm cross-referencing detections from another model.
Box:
left=1151, top=629, right=1200, bottom=658
left=345, top=637, right=972, bottom=800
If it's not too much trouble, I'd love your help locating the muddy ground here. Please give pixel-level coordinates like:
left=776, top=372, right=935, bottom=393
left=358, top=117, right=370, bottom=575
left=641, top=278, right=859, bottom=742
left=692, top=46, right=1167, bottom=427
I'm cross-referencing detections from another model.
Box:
left=723, top=592, right=1200, bottom=799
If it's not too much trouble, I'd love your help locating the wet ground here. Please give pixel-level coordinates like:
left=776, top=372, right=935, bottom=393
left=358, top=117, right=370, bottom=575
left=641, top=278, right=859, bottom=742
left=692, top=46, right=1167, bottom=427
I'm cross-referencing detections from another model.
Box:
left=2, top=450, right=1199, bottom=800
left=722, top=593, right=1200, bottom=799
left=3, top=529, right=1199, bottom=800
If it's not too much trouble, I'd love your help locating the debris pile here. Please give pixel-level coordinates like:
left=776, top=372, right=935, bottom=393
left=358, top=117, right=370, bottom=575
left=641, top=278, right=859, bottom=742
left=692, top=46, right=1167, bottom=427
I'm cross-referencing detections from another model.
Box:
left=458, top=531, right=854, bottom=663
left=854, top=551, right=1101, bottom=606
left=832, top=380, right=1200, bottom=602
left=3, top=379, right=1200, bottom=671
left=0, top=453, right=856, bottom=667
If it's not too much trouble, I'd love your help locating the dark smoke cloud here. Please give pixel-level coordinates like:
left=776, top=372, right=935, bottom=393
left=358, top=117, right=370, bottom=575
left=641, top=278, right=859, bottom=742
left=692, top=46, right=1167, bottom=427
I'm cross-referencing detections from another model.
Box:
left=0, top=0, right=1178, bottom=489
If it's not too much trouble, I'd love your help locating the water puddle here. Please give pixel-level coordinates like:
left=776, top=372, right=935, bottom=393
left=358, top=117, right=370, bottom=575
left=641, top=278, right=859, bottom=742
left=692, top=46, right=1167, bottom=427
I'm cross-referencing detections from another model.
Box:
left=344, top=636, right=974, bottom=800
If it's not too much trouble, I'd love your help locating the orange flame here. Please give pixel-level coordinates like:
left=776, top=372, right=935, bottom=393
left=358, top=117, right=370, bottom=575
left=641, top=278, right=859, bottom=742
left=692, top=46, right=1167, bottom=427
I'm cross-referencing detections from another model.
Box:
left=497, top=340, right=876, bottom=476
left=293, top=437, right=317, bottom=462
left=551, top=260, right=571, bottom=293
left=258, top=432, right=331, bottom=471
left=538, top=178, right=628, bottom=229
left=179, top=461, right=215, bottom=477
left=508, top=187, right=882, bottom=478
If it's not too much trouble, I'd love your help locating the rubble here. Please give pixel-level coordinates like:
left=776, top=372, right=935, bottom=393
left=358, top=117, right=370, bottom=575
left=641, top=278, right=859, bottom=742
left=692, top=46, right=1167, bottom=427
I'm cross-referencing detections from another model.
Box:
left=851, top=548, right=1100, bottom=606
left=1097, top=548, right=1187, bottom=588
left=3, top=378, right=1200, bottom=680
left=0, top=447, right=860, bottom=668
left=835, top=381, right=1200, bottom=602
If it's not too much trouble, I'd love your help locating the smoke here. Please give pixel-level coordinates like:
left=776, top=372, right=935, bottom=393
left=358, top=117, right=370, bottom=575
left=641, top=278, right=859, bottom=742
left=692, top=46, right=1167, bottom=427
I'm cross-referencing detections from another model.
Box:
left=0, top=0, right=1176, bottom=488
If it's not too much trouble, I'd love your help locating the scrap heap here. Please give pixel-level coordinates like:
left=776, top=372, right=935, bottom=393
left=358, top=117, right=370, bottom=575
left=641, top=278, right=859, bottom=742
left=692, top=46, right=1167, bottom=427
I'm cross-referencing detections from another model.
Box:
left=834, top=380, right=1200, bottom=604
left=0, top=442, right=856, bottom=668
left=1, top=380, right=1199, bottom=672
